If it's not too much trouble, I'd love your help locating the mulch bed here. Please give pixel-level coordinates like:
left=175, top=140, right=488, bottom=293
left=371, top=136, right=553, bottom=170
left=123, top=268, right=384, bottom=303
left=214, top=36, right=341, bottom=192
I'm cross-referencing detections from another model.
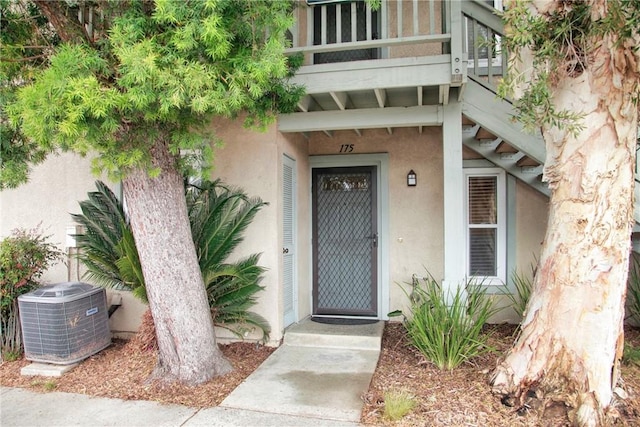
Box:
left=1, top=323, right=639, bottom=426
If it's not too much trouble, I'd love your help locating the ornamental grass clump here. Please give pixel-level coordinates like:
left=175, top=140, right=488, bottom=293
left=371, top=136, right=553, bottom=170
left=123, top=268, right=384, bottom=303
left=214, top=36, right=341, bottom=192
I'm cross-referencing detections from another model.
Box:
left=400, top=272, right=499, bottom=370
left=383, top=389, right=417, bottom=421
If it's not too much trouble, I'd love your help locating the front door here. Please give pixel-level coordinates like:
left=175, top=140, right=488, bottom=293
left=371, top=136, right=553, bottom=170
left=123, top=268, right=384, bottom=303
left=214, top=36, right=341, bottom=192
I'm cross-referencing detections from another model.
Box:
left=312, top=166, right=378, bottom=316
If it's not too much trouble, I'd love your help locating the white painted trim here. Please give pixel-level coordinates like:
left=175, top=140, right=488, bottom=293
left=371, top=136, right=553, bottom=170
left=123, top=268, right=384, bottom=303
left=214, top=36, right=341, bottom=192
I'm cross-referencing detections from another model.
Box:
left=442, top=100, right=465, bottom=294
left=464, top=168, right=507, bottom=287
left=505, top=174, right=517, bottom=294
left=282, top=154, right=298, bottom=327
left=309, top=153, right=390, bottom=320
left=279, top=105, right=443, bottom=133
left=288, top=55, right=453, bottom=94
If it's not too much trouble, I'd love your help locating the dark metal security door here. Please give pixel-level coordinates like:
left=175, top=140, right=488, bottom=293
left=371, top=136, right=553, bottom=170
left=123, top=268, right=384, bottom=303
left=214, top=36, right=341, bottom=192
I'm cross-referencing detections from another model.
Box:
left=312, top=166, right=378, bottom=316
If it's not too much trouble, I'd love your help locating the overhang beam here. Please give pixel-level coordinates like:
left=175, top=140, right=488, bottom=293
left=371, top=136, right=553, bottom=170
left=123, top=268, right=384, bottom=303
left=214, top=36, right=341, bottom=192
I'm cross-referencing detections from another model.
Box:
left=278, top=106, right=443, bottom=133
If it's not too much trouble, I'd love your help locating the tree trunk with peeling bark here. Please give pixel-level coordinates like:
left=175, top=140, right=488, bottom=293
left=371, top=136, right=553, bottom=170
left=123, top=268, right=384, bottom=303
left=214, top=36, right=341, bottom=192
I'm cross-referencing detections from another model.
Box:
left=122, top=139, right=232, bottom=384
left=491, top=3, right=639, bottom=424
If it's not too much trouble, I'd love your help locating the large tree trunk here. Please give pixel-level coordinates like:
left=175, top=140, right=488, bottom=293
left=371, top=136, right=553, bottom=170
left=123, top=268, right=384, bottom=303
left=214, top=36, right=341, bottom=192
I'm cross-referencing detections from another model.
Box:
left=491, top=22, right=638, bottom=426
left=122, top=138, right=232, bottom=384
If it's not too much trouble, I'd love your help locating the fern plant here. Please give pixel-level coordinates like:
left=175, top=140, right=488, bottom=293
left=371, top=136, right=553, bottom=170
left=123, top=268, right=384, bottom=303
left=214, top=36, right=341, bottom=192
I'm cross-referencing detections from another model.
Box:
left=73, top=179, right=270, bottom=340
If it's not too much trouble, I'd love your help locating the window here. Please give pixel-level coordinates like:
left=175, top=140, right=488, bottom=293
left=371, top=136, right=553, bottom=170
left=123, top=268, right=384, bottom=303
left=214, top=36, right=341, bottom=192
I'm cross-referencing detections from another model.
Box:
left=465, top=169, right=505, bottom=284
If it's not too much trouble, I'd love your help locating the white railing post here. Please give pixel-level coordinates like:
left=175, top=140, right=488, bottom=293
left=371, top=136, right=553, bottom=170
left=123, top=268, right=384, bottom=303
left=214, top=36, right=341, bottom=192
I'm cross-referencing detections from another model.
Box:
left=336, top=3, right=342, bottom=43
left=321, top=5, right=327, bottom=45
left=449, top=0, right=464, bottom=85
left=412, top=0, right=419, bottom=36
left=429, top=0, right=435, bottom=35
left=351, top=2, right=357, bottom=42
left=396, top=0, right=403, bottom=38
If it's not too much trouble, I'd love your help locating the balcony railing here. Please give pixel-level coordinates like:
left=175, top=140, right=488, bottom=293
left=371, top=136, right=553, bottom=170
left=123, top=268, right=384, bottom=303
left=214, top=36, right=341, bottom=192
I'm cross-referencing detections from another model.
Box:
left=287, top=0, right=451, bottom=64
left=462, top=1, right=507, bottom=91
left=286, top=0, right=506, bottom=92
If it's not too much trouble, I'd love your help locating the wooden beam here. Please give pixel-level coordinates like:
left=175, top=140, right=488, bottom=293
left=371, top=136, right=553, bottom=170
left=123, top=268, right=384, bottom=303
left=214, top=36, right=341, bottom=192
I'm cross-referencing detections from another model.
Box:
left=439, top=85, right=450, bottom=105
left=374, top=88, right=387, bottom=108
left=286, top=34, right=451, bottom=56
left=297, top=95, right=321, bottom=113
left=279, top=105, right=443, bottom=133
left=330, top=91, right=350, bottom=110
left=289, top=56, right=453, bottom=94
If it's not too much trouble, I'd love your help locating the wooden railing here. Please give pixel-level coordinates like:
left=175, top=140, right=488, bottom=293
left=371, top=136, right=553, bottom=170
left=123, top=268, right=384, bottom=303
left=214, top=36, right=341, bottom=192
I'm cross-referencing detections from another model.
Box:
left=285, top=1, right=506, bottom=90
left=286, top=0, right=450, bottom=61
left=461, top=1, right=507, bottom=91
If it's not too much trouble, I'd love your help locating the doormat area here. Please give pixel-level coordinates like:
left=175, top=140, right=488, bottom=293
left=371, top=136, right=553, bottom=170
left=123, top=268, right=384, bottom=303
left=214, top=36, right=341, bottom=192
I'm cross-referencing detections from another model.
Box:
left=311, top=317, right=378, bottom=325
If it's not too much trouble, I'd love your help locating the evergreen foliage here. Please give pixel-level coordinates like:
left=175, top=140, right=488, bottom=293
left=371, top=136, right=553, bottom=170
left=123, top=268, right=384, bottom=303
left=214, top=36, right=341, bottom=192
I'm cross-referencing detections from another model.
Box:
left=3, top=0, right=304, bottom=182
left=397, top=273, right=500, bottom=370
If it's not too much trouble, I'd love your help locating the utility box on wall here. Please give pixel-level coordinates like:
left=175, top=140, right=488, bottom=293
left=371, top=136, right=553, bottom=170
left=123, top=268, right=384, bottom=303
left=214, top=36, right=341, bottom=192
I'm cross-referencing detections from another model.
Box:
left=18, top=282, right=111, bottom=365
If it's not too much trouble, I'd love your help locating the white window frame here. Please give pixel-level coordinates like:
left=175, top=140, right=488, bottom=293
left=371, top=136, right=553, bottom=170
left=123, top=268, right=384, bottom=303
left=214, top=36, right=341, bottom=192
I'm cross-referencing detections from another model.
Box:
left=464, top=168, right=506, bottom=286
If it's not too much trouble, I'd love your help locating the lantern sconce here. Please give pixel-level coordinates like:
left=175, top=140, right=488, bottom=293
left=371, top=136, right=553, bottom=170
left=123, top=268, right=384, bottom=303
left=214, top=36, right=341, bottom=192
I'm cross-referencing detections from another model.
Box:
left=407, top=170, right=417, bottom=187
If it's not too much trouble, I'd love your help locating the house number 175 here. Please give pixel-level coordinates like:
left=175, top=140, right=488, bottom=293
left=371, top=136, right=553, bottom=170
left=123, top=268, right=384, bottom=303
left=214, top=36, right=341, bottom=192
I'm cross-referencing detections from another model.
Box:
left=339, top=144, right=354, bottom=153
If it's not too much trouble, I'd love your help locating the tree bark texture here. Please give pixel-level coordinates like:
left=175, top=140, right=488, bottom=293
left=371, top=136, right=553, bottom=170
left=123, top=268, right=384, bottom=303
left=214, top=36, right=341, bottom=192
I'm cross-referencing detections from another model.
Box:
left=122, top=139, right=232, bottom=384
left=492, top=4, right=639, bottom=426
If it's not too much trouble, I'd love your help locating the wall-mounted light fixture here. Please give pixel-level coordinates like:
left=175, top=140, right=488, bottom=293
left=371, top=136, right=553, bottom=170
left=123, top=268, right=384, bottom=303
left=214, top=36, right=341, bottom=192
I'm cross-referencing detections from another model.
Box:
left=407, top=170, right=417, bottom=187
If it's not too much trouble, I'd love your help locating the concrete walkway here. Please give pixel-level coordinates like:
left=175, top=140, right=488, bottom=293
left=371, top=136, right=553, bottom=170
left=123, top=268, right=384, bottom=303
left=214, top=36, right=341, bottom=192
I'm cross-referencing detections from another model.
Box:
left=0, top=319, right=384, bottom=427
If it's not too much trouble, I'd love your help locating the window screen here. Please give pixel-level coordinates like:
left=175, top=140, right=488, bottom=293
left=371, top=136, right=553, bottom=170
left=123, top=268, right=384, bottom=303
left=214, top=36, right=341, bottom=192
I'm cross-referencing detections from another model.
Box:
left=468, top=176, right=498, bottom=276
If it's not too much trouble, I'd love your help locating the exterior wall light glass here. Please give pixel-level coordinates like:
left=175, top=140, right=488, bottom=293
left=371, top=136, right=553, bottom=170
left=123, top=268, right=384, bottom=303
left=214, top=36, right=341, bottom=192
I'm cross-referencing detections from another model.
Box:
left=407, top=170, right=417, bottom=187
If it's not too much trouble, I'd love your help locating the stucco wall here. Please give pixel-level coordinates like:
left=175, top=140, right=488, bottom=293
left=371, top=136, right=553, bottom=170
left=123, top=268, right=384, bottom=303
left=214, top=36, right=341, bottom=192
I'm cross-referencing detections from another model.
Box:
left=0, top=123, right=550, bottom=345
left=206, top=118, right=312, bottom=345
left=0, top=152, right=147, bottom=336
left=308, top=127, right=446, bottom=317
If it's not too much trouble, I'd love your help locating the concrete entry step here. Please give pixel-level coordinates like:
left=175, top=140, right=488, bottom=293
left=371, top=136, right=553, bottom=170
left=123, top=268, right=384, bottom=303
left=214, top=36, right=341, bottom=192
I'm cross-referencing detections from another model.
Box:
left=284, top=318, right=384, bottom=351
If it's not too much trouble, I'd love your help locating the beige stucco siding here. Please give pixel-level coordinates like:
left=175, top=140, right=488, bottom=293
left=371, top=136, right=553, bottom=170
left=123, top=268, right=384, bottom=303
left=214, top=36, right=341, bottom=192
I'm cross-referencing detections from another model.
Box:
left=0, top=120, right=550, bottom=342
left=0, top=152, right=145, bottom=337
left=308, top=127, right=446, bottom=316
left=0, top=152, right=112, bottom=283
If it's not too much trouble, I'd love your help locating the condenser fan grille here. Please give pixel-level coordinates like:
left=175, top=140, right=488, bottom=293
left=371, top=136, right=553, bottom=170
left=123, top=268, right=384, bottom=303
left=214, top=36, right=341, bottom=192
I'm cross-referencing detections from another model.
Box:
left=18, top=282, right=111, bottom=365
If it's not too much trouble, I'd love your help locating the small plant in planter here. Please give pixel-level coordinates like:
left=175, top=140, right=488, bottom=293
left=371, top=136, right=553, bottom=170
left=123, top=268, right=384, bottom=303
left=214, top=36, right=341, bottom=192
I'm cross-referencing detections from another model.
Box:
left=0, top=228, right=63, bottom=359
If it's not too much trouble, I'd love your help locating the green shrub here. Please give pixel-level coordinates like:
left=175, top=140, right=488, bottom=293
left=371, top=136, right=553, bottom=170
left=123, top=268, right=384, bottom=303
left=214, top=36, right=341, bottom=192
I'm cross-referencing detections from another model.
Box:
left=504, top=266, right=535, bottom=320
left=73, top=179, right=270, bottom=341
left=0, top=228, right=62, bottom=358
left=623, top=343, right=640, bottom=366
left=399, top=272, right=500, bottom=370
left=383, top=389, right=417, bottom=421
left=628, top=252, right=640, bottom=324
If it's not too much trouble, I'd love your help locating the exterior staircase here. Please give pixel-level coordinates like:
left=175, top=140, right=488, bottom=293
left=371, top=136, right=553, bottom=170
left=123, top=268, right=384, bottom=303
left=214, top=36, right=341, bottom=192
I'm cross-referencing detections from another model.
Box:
left=461, top=77, right=640, bottom=232
left=462, top=79, right=548, bottom=197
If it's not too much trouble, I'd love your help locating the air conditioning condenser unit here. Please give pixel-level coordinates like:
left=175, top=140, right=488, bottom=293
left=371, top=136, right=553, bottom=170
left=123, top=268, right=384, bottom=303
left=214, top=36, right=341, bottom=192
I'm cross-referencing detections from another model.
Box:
left=18, top=282, right=111, bottom=364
